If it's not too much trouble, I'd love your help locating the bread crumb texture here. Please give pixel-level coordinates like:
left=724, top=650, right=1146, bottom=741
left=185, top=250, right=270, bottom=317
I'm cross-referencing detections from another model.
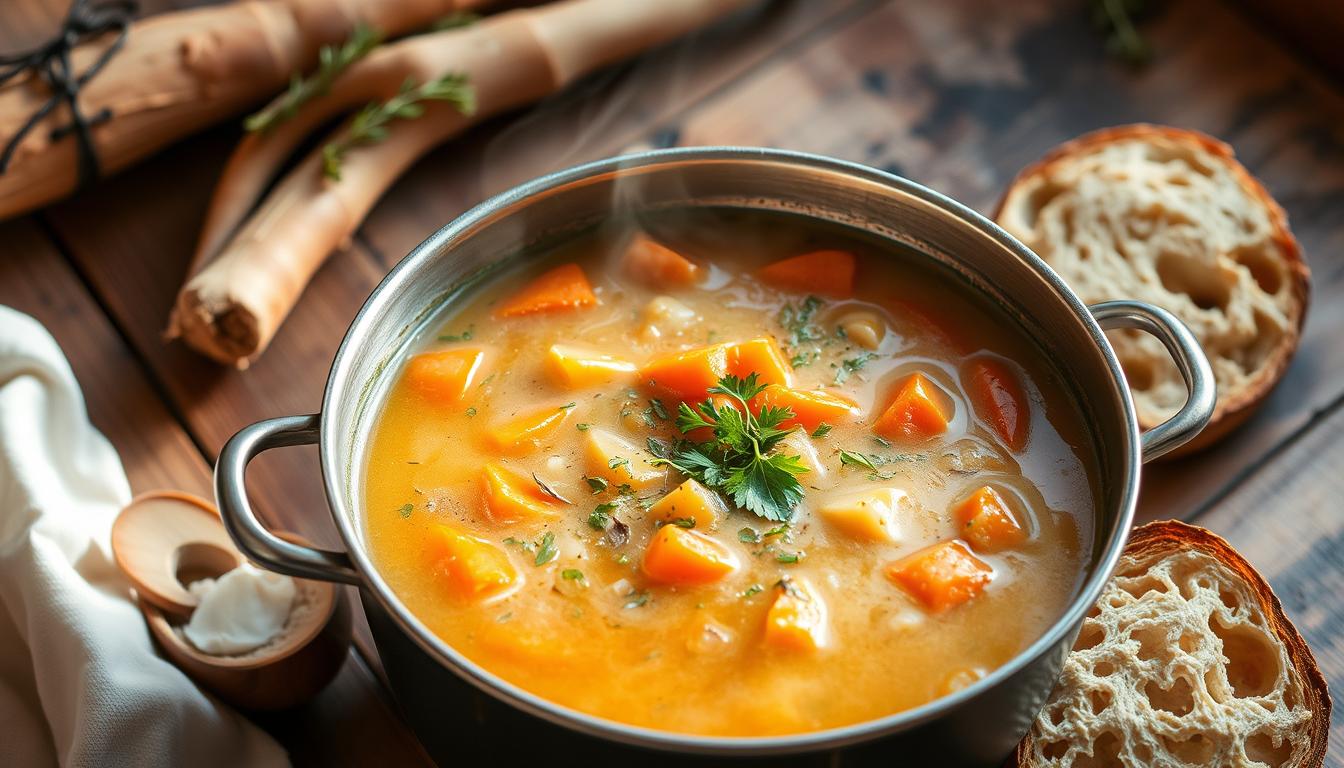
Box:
left=1026, top=546, right=1314, bottom=767
left=997, top=126, right=1306, bottom=429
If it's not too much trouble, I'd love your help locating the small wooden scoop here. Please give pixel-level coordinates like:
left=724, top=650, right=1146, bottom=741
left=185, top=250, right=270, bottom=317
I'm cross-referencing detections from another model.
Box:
left=111, top=491, right=352, bottom=711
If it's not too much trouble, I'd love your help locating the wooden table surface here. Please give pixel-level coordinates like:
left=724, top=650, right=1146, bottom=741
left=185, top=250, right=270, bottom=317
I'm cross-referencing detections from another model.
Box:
left=3, top=0, right=1341, bottom=764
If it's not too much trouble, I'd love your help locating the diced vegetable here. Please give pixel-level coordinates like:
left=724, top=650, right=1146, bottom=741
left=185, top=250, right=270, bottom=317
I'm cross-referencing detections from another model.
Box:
left=750, top=385, right=858, bottom=431
left=642, top=338, right=793, bottom=403
left=583, top=427, right=666, bottom=490
left=756, top=250, right=856, bottom=298
left=404, top=348, right=486, bottom=405
left=486, top=405, right=572, bottom=454
left=641, top=525, right=739, bottom=585
left=953, top=485, right=1027, bottom=553
left=481, top=464, right=562, bottom=523
left=641, top=344, right=730, bottom=403
left=817, top=487, right=908, bottom=542
left=624, top=233, right=702, bottom=287
left=762, top=577, right=828, bottom=652
left=426, top=523, right=519, bottom=601
left=727, top=337, right=792, bottom=387
left=647, top=479, right=722, bottom=525
left=885, top=540, right=993, bottom=612
left=495, top=263, right=597, bottom=317
left=545, top=344, right=637, bottom=389
left=835, top=309, right=886, bottom=350
left=872, top=373, right=952, bottom=441
left=964, top=358, right=1030, bottom=451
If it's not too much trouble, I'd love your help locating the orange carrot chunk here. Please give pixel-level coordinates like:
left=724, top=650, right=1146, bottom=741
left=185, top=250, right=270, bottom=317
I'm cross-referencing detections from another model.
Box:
left=756, top=250, right=856, bottom=298
left=953, top=485, right=1027, bottom=553
left=546, top=344, right=637, bottom=389
left=404, top=348, right=486, bottom=405
left=873, top=373, right=952, bottom=441
left=495, top=263, right=597, bottom=317
left=427, top=524, right=518, bottom=602
left=642, top=525, right=738, bottom=585
left=481, top=463, right=562, bottom=523
left=751, top=385, right=858, bottom=431
left=647, top=479, right=722, bottom=526
left=486, top=405, right=572, bottom=454
left=964, top=358, right=1030, bottom=451
left=641, top=343, right=731, bottom=403
left=623, top=233, right=701, bottom=287
left=762, top=577, right=828, bottom=652
left=727, top=337, right=793, bottom=386
left=885, top=540, right=993, bottom=612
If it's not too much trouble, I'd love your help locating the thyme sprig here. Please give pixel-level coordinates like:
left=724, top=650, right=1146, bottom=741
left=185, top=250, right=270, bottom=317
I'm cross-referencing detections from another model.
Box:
left=245, top=25, right=383, bottom=133
left=321, top=73, right=476, bottom=180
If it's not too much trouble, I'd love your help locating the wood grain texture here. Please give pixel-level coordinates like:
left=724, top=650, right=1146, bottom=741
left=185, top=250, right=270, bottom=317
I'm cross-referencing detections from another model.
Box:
left=0, top=216, right=431, bottom=766
left=665, top=0, right=1344, bottom=524
left=1192, top=400, right=1344, bottom=766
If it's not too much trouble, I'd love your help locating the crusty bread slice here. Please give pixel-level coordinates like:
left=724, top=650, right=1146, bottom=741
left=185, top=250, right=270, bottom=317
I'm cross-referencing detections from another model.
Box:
left=995, top=125, right=1309, bottom=455
left=1014, top=521, right=1328, bottom=768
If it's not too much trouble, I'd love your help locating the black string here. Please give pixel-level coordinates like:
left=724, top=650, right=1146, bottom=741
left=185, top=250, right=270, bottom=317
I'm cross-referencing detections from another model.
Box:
left=0, top=0, right=137, bottom=186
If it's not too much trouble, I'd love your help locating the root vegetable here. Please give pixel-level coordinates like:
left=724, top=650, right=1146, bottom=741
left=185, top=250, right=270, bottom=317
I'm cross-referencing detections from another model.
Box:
left=170, top=0, right=753, bottom=367
left=0, top=0, right=492, bottom=221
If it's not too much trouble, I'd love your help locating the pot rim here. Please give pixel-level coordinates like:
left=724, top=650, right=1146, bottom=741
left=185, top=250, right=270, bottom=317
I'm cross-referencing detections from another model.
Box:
left=319, top=147, right=1142, bottom=754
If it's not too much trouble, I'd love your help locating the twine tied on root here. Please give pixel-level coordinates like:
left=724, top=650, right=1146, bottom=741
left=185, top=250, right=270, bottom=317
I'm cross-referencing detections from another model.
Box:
left=0, top=0, right=137, bottom=187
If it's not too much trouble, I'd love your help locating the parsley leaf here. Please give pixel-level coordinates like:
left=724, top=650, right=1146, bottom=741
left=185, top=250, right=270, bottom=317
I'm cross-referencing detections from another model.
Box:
left=833, top=352, right=878, bottom=385
left=534, top=532, right=558, bottom=566
left=650, top=372, right=808, bottom=522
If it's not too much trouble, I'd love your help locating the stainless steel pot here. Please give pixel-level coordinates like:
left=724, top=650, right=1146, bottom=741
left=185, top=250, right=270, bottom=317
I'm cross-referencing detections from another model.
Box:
left=216, top=148, right=1215, bottom=766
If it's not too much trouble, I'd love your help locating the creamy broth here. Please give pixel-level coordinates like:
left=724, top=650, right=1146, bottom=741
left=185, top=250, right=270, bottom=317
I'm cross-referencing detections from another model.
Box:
left=363, top=209, right=1096, bottom=736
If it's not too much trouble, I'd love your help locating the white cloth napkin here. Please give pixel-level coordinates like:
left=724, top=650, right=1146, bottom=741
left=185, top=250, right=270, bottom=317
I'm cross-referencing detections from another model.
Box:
left=0, top=306, right=287, bottom=768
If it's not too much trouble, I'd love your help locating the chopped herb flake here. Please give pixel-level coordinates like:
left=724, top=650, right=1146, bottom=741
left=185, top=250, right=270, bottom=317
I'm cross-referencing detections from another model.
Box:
left=397, top=503, right=413, bottom=518
left=576, top=423, right=591, bottom=431
left=811, top=422, right=833, bottom=438
left=650, top=398, right=670, bottom=420
left=623, top=590, right=651, bottom=609
left=738, top=527, right=761, bottom=543
left=741, top=584, right=764, bottom=599
left=561, top=568, right=586, bottom=583
left=534, top=532, right=558, bottom=566
left=585, top=476, right=609, bottom=494
left=833, top=352, right=879, bottom=385
left=465, top=407, right=477, bottom=417
left=776, top=552, right=801, bottom=564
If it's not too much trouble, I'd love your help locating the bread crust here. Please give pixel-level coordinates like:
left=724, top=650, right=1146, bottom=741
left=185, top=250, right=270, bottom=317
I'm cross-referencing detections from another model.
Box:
left=994, top=125, right=1311, bottom=457
left=1012, top=520, right=1330, bottom=767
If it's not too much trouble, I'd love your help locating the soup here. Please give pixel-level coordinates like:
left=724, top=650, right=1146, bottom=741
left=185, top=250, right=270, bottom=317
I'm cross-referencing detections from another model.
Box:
left=363, top=210, right=1096, bottom=737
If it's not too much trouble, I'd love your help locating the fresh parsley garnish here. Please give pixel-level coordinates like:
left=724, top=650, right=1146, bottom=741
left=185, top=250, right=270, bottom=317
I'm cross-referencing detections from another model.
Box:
left=561, top=568, right=586, bottom=584
left=738, top=527, right=761, bottom=544
left=811, top=422, right=833, bottom=438
left=585, top=476, right=608, bottom=494
left=776, top=551, right=801, bottom=564
left=833, top=352, right=878, bottom=385
left=650, top=373, right=807, bottom=522
left=838, top=449, right=895, bottom=480
left=397, top=503, right=413, bottom=519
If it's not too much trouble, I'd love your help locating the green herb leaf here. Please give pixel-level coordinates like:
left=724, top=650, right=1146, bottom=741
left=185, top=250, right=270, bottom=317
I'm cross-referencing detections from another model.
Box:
left=246, top=25, right=383, bottom=133
left=776, top=551, right=801, bottom=564
left=322, top=72, right=475, bottom=180
left=811, top=422, right=833, bottom=438
left=738, top=527, right=761, bottom=543
left=397, top=503, right=413, bottom=518
left=438, top=327, right=473, bottom=342
left=623, top=590, right=651, bottom=609
left=668, top=517, right=696, bottom=529
left=585, top=476, right=608, bottom=494
left=431, top=11, right=480, bottom=30
left=465, top=406, right=478, bottom=417
left=534, top=532, right=558, bottom=566
left=649, top=399, right=669, bottom=420
left=576, top=423, right=591, bottom=431
left=740, top=584, right=764, bottom=599
left=649, top=372, right=807, bottom=522
left=833, top=352, right=878, bottom=385
left=588, top=502, right=617, bottom=530
left=561, top=568, right=586, bottom=583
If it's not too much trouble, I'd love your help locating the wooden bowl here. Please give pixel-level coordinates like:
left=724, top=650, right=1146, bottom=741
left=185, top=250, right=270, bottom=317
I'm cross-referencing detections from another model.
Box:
left=112, top=491, right=352, bottom=711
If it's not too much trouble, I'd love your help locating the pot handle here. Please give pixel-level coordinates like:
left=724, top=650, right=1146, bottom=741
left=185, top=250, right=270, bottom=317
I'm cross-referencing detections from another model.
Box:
left=216, top=413, right=362, bottom=585
left=1090, top=300, right=1216, bottom=462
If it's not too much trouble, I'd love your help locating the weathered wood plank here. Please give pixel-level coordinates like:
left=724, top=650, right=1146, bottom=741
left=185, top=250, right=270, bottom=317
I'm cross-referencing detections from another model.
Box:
left=663, top=0, right=1344, bottom=524
left=0, top=216, right=431, bottom=766
left=1188, top=400, right=1344, bottom=765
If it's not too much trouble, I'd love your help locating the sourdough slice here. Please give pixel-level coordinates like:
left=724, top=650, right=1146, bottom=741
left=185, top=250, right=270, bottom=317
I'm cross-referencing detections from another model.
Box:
left=995, top=125, right=1309, bottom=454
left=1015, top=521, right=1329, bottom=768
